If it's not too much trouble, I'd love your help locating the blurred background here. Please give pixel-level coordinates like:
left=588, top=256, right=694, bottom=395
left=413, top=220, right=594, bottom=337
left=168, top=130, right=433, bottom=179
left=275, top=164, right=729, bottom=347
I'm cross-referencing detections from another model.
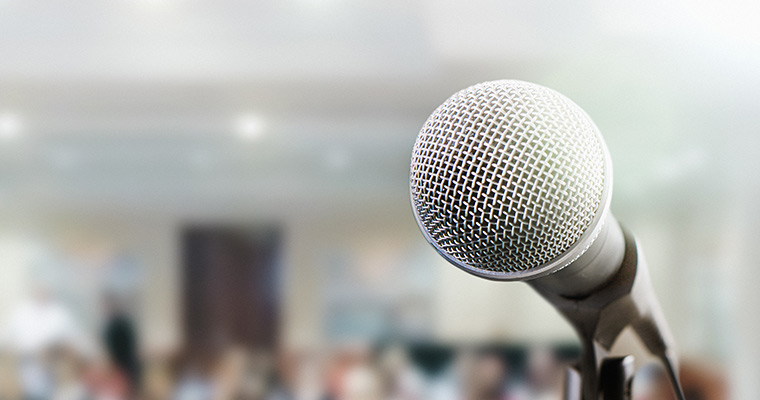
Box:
left=0, top=0, right=756, bottom=399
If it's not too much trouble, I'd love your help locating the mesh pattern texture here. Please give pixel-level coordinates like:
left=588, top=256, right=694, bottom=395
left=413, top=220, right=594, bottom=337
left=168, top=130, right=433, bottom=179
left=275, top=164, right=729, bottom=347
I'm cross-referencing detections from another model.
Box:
left=410, top=80, right=607, bottom=274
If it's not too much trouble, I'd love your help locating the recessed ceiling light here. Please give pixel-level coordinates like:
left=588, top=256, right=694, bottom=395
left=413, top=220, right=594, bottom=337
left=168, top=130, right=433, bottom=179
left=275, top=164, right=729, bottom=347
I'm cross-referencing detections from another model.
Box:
left=235, top=114, right=265, bottom=141
left=0, top=112, right=21, bottom=140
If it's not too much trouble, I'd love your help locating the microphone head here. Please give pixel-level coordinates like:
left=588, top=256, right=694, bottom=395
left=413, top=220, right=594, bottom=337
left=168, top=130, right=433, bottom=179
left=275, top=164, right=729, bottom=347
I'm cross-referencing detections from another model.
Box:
left=410, top=80, right=613, bottom=280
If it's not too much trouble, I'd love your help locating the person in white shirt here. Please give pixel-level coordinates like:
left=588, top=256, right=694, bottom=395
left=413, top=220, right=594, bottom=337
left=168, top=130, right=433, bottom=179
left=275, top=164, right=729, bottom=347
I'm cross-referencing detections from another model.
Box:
left=2, top=283, right=82, bottom=400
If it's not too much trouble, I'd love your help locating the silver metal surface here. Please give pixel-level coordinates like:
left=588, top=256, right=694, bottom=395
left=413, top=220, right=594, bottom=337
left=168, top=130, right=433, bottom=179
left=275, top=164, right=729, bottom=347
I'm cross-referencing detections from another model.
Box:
left=410, top=80, right=612, bottom=279
left=409, top=80, right=685, bottom=399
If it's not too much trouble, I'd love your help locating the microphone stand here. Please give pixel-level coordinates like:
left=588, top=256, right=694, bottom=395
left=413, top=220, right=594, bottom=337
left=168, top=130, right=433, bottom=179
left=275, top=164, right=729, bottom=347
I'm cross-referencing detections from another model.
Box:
left=563, top=355, right=636, bottom=400
left=532, top=227, right=687, bottom=400
left=563, top=355, right=635, bottom=400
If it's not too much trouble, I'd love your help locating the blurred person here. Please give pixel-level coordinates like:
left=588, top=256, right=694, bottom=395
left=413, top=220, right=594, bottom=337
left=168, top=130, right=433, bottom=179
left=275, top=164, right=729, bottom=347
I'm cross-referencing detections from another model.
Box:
left=679, top=360, right=728, bottom=400
left=140, top=356, right=174, bottom=400
left=172, top=356, right=215, bottom=400
left=236, top=363, right=272, bottom=400
left=632, top=364, right=675, bottom=400
left=85, top=353, right=130, bottom=400
left=427, top=349, right=475, bottom=400
left=339, top=363, right=384, bottom=400
left=50, top=345, right=90, bottom=400
left=213, top=347, right=273, bottom=400
left=213, top=346, right=248, bottom=400
left=0, top=350, right=24, bottom=400
left=269, top=349, right=331, bottom=400
left=102, top=293, right=141, bottom=397
left=464, top=352, right=510, bottom=400
left=521, top=346, right=562, bottom=400
left=632, top=361, right=728, bottom=400
left=326, top=345, right=378, bottom=400
left=2, top=280, right=81, bottom=400
left=435, top=349, right=515, bottom=400
left=377, top=346, right=426, bottom=400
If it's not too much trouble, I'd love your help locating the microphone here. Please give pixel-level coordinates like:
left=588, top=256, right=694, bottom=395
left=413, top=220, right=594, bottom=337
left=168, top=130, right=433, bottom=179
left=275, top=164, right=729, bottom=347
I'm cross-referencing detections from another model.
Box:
left=409, top=80, right=685, bottom=400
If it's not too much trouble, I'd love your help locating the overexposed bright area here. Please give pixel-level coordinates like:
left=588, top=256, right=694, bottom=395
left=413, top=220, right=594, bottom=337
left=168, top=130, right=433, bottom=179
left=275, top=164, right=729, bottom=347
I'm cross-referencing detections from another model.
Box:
left=0, top=0, right=757, bottom=399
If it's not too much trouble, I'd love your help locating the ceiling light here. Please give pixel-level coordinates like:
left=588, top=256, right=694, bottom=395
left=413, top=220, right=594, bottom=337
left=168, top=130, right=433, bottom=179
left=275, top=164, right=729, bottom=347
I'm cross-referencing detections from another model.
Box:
left=0, top=112, right=21, bottom=140
left=235, top=114, right=265, bottom=141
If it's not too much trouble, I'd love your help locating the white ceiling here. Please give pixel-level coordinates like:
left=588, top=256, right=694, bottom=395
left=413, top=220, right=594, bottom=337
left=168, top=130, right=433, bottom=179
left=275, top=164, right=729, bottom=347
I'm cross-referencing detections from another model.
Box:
left=0, top=0, right=758, bottom=219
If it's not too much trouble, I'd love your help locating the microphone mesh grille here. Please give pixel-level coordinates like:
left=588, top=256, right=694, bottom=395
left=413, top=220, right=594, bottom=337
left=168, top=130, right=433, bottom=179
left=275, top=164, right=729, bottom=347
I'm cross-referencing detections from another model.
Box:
left=410, top=80, right=607, bottom=275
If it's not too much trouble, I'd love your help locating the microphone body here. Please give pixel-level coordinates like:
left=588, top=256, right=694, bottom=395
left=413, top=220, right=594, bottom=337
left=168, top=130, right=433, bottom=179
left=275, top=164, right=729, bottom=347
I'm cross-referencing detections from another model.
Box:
left=409, top=80, right=685, bottom=399
left=530, top=217, right=680, bottom=400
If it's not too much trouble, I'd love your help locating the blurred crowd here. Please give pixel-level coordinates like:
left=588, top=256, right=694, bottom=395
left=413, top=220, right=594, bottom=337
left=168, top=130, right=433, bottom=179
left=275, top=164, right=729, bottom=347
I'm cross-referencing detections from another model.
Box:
left=0, top=282, right=571, bottom=400
left=0, top=341, right=570, bottom=400
left=0, top=283, right=719, bottom=400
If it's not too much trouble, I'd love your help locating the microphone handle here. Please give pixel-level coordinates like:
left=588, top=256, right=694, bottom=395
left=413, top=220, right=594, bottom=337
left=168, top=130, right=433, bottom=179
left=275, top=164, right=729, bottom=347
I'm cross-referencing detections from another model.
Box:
left=530, top=225, right=685, bottom=400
